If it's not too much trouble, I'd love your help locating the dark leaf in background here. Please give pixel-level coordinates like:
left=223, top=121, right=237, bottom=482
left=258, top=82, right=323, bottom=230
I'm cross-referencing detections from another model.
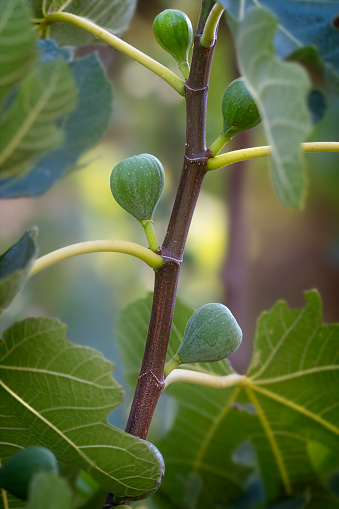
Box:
left=37, top=38, right=72, bottom=63
left=0, top=228, right=38, bottom=314
left=308, top=89, right=327, bottom=124
left=266, top=494, right=308, bottom=509
left=221, top=0, right=339, bottom=91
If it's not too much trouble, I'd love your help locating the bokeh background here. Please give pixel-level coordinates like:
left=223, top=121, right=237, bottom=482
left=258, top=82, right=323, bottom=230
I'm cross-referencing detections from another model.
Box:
left=1, top=0, right=339, bottom=436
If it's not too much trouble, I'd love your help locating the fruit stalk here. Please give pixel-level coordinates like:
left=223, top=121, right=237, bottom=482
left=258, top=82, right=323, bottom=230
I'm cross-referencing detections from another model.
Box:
left=164, top=354, right=181, bottom=377
left=141, top=220, right=160, bottom=252
left=209, top=132, right=232, bottom=156
left=124, top=1, right=217, bottom=440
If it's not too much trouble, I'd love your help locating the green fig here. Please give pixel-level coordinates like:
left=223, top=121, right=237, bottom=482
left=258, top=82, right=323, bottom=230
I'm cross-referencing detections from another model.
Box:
left=153, top=9, right=193, bottom=78
left=222, top=77, right=261, bottom=137
left=110, top=154, right=165, bottom=223
left=0, top=446, right=58, bottom=500
left=176, top=303, right=242, bottom=364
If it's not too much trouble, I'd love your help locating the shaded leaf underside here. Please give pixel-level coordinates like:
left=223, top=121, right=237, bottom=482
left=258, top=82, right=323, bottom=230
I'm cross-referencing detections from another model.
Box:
left=227, top=6, right=312, bottom=208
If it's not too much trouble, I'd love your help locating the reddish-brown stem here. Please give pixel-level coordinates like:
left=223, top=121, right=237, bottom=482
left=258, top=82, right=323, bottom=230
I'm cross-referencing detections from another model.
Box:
left=125, top=260, right=180, bottom=438
left=125, top=37, right=216, bottom=441
left=106, top=2, right=218, bottom=506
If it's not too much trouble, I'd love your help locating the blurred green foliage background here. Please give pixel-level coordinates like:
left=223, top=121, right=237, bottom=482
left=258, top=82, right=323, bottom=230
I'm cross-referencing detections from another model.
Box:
left=0, top=0, right=338, bottom=436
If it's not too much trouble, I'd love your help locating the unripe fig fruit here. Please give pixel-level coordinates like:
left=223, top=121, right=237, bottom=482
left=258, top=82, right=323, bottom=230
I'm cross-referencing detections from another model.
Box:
left=222, top=77, right=261, bottom=137
left=153, top=9, right=193, bottom=67
left=110, top=154, right=165, bottom=222
left=0, top=446, right=58, bottom=500
left=176, top=303, right=242, bottom=364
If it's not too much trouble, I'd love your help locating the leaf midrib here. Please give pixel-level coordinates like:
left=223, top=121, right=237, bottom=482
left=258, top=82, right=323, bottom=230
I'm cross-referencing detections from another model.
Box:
left=0, top=66, right=60, bottom=166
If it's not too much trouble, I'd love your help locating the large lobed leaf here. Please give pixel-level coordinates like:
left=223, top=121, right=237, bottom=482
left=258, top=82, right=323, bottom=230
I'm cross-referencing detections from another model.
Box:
left=28, top=0, right=137, bottom=46
left=117, top=291, right=339, bottom=507
left=0, top=318, right=164, bottom=502
left=0, top=41, right=113, bottom=197
left=245, top=291, right=339, bottom=501
left=0, top=228, right=38, bottom=314
left=0, top=0, right=37, bottom=108
left=224, top=6, right=312, bottom=208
